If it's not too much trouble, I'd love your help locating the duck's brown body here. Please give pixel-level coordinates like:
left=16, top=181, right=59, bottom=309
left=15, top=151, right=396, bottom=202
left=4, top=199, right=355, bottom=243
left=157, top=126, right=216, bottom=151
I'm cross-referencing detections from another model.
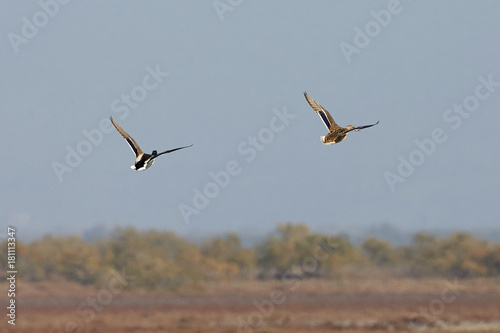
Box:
left=304, top=92, right=378, bottom=145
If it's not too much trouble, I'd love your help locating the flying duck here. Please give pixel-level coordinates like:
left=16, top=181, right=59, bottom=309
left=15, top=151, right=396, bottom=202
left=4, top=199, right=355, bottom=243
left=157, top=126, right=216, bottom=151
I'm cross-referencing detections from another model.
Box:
left=304, top=92, right=379, bottom=145
left=110, top=116, right=192, bottom=171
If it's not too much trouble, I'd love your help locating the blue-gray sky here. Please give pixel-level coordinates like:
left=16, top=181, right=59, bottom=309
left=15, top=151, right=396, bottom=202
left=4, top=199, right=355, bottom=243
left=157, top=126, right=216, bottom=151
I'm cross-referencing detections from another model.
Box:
left=1, top=1, right=500, bottom=242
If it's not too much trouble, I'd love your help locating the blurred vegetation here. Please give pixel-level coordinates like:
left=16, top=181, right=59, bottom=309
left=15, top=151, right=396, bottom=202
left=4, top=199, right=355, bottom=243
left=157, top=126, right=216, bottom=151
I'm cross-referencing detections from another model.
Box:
left=2, top=223, right=500, bottom=290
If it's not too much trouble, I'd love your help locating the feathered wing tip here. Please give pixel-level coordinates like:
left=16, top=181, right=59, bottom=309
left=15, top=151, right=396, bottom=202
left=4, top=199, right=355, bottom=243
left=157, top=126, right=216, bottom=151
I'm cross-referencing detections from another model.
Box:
left=109, top=116, right=143, bottom=157
left=153, top=144, right=193, bottom=158
left=303, top=92, right=338, bottom=130
left=345, top=120, right=380, bottom=133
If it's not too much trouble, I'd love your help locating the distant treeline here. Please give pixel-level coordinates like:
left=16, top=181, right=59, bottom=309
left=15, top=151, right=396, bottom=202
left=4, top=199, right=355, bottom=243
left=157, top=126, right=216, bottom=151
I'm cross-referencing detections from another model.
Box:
left=2, top=224, right=500, bottom=290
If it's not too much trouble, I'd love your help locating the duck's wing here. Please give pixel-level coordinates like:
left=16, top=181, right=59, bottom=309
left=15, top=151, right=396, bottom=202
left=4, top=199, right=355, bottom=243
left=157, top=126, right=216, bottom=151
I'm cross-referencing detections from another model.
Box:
left=304, top=92, right=339, bottom=131
left=153, top=144, right=193, bottom=159
left=344, top=121, right=379, bottom=134
left=109, top=116, right=144, bottom=157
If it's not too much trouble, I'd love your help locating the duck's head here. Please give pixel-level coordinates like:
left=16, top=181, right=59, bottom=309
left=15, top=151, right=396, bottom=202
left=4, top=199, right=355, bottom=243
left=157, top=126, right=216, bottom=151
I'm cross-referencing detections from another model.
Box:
left=152, top=150, right=158, bottom=155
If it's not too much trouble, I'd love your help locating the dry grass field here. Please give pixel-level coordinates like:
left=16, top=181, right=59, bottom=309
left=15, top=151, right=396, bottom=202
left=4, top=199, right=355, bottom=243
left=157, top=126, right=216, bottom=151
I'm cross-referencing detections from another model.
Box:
left=2, top=277, right=500, bottom=333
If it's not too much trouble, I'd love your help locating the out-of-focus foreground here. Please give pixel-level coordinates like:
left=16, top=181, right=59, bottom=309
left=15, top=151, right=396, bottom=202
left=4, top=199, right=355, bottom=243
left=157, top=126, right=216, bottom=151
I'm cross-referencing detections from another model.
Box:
left=2, top=277, right=500, bottom=332
left=2, top=224, right=500, bottom=288
left=2, top=223, right=500, bottom=332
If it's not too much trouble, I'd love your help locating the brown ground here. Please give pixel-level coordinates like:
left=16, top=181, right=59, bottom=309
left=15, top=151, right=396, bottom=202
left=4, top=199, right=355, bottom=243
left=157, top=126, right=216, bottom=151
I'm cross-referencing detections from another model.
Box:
left=2, top=277, right=500, bottom=332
